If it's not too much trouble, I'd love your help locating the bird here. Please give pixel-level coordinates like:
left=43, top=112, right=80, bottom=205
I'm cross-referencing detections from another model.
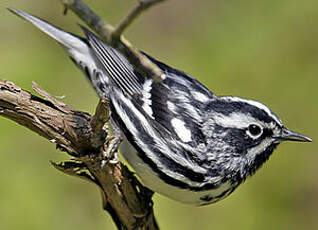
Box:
left=9, top=8, right=312, bottom=206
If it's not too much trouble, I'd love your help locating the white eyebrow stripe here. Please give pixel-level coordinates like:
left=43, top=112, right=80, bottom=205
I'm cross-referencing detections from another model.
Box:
left=222, top=96, right=283, bottom=126
left=213, top=112, right=262, bottom=129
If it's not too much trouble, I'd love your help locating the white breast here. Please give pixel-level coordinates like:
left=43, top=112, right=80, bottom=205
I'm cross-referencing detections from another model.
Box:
left=119, top=137, right=234, bottom=206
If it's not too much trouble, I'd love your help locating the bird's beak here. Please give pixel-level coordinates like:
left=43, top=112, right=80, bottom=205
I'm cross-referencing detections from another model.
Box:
left=276, top=127, right=312, bottom=142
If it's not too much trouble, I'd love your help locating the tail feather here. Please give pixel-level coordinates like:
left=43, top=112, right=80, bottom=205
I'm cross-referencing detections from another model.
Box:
left=8, top=8, right=86, bottom=50
left=8, top=7, right=109, bottom=96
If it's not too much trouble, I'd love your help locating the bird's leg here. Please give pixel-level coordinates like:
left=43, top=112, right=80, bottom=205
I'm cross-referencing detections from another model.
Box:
left=100, top=135, right=123, bottom=167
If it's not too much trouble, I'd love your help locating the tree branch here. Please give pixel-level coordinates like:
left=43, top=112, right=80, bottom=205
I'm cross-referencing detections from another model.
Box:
left=113, top=0, right=166, bottom=38
left=61, top=0, right=166, bottom=82
left=90, top=96, right=110, bottom=149
left=2, top=1, right=168, bottom=229
left=0, top=80, right=158, bottom=230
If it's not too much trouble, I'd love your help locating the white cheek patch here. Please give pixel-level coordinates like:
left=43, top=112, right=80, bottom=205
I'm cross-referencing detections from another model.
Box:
left=171, top=118, right=192, bottom=142
left=246, top=138, right=273, bottom=162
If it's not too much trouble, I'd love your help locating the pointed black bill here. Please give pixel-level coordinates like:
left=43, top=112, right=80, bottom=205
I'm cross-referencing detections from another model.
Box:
left=277, top=127, right=312, bottom=142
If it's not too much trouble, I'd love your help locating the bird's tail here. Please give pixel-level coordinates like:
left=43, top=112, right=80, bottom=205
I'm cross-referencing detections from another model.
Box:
left=8, top=8, right=110, bottom=96
left=8, top=8, right=86, bottom=51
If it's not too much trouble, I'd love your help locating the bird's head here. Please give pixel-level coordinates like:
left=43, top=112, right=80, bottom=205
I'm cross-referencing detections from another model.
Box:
left=204, top=96, right=311, bottom=182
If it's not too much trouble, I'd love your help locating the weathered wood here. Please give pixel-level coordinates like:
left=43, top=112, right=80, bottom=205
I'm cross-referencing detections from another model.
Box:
left=0, top=80, right=158, bottom=230
left=1, top=1, right=168, bottom=228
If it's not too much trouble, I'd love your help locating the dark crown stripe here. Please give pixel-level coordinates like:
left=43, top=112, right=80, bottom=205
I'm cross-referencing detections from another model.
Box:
left=208, top=100, right=275, bottom=124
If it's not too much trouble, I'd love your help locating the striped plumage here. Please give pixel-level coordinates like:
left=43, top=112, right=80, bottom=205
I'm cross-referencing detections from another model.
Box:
left=10, top=8, right=312, bottom=205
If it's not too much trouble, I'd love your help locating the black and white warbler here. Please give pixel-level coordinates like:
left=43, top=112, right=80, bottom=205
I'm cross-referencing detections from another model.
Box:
left=10, top=8, right=312, bottom=206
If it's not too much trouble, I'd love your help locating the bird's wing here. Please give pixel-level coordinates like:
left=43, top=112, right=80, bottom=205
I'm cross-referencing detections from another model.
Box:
left=82, top=26, right=216, bottom=144
left=9, top=8, right=214, bottom=189
left=83, top=26, right=215, bottom=178
left=81, top=26, right=146, bottom=96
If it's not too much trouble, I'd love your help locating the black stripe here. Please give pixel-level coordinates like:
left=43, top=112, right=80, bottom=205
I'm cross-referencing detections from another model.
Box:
left=108, top=47, right=142, bottom=91
left=85, top=28, right=142, bottom=96
left=98, top=42, right=138, bottom=93
left=247, top=142, right=278, bottom=177
left=110, top=101, right=221, bottom=191
left=207, top=100, right=275, bottom=124
left=90, top=37, right=134, bottom=95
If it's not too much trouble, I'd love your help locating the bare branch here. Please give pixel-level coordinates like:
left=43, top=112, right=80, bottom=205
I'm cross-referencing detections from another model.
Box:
left=61, top=0, right=166, bottom=82
left=0, top=80, right=91, bottom=155
left=90, top=96, right=110, bottom=148
left=113, top=0, right=166, bottom=38
left=2, top=1, right=168, bottom=229
left=0, top=80, right=158, bottom=230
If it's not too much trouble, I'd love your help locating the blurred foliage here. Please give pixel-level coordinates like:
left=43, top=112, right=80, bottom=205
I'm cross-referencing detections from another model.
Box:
left=0, top=0, right=317, bottom=229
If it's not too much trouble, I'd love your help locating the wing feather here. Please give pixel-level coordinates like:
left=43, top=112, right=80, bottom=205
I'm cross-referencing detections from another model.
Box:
left=81, top=26, right=143, bottom=96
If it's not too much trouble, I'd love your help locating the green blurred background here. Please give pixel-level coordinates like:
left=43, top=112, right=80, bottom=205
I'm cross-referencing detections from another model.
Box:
left=0, top=0, right=317, bottom=229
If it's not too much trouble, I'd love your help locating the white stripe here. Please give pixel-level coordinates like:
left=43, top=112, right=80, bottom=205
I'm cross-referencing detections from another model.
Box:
left=111, top=91, right=207, bottom=185
left=108, top=47, right=142, bottom=91
left=167, top=101, right=177, bottom=112
left=141, top=79, right=154, bottom=118
left=246, top=138, right=273, bottom=163
left=213, top=112, right=263, bottom=129
left=222, top=96, right=283, bottom=126
left=89, top=33, right=142, bottom=95
left=171, top=118, right=192, bottom=142
left=90, top=38, right=135, bottom=95
left=191, top=91, right=210, bottom=103
left=101, top=45, right=139, bottom=92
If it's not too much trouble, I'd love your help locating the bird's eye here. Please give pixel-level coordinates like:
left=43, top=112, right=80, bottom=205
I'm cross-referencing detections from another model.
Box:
left=247, top=124, right=262, bottom=137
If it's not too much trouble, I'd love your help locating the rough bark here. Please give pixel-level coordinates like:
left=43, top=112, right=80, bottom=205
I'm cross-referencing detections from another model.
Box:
left=1, top=1, right=169, bottom=228
left=0, top=80, right=158, bottom=230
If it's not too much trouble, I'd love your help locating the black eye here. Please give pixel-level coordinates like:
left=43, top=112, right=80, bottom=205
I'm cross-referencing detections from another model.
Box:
left=248, top=124, right=262, bottom=137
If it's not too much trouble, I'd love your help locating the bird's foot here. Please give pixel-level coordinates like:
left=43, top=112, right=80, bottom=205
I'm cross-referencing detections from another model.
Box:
left=100, top=135, right=123, bottom=168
